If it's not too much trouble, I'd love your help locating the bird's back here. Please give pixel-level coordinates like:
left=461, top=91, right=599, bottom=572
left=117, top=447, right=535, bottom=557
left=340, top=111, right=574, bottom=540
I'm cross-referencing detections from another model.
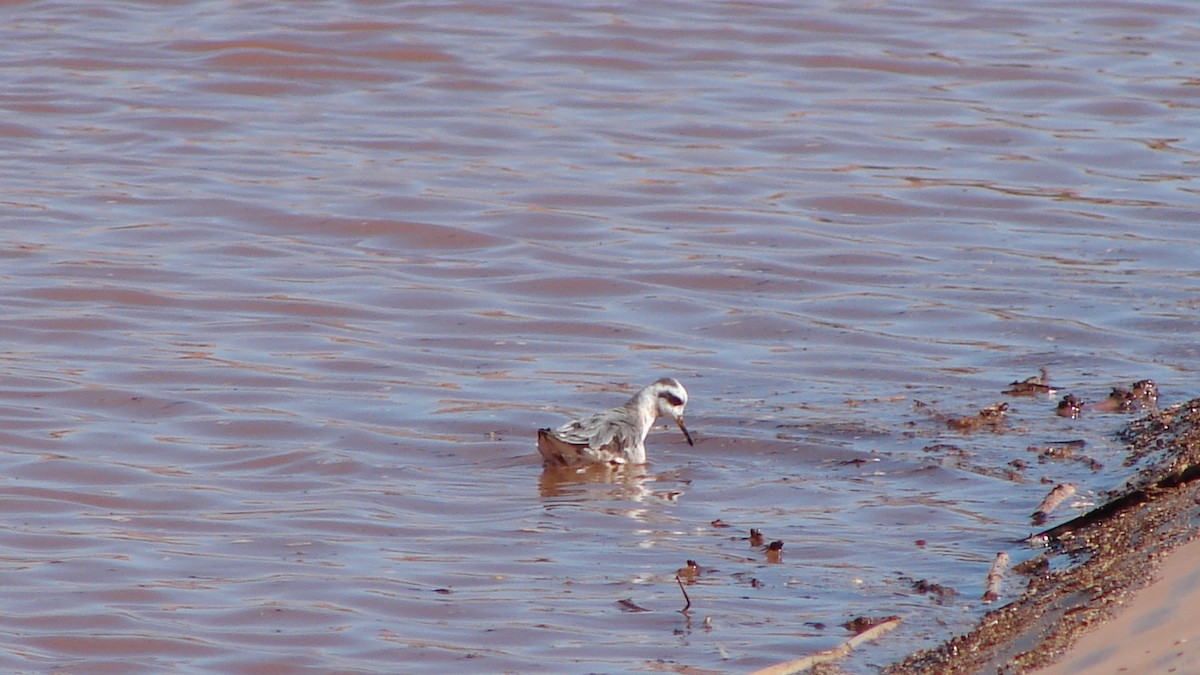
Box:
left=538, top=405, right=645, bottom=466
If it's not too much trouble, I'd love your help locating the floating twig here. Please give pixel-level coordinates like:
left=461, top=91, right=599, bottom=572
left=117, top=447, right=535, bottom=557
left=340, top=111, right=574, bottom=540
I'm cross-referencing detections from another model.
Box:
left=748, top=616, right=901, bottom=675
left=676, top=574, right=691, bottom=613
left=982, top=551, right=1010, bottom=603
left=1027, top=459, right=1200, bottom=546
left=675, top=559, right=699, bottom=613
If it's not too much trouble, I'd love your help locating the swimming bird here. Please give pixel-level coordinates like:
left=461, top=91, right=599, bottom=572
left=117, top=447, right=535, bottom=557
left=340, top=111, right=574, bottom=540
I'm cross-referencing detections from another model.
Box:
left=537, top=377, right=694, bottom=468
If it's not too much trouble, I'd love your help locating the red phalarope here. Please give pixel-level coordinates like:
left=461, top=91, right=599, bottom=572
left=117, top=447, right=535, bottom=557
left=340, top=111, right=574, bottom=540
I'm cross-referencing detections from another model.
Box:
left=537, top=377, right=694, bottom=468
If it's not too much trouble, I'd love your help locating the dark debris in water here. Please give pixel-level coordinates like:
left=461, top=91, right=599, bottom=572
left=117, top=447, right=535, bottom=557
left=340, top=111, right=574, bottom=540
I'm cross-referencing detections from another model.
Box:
left=675, top=559, right=701, bottom=583
left=1055, top=393, right=1083, bottom=418
left=946, top=402, right=1009, bottom=433
left=765, top=540, right=784, bottom=564
left=617, top=598, right=650, bottom=613
left=1028, top=439, right=1103, bottom=471
left=1056, top=379, right=1158, bottom=419
left=1003, top=368, right=1057, bottom=397
left=606, top=377, right=1192, bottom=673
left=747, top=528, right=765, bottom=547
left=886, top=397, right=1200, bottom=674
left=922, top=442, right=1027, bottom=483
left=843, top=615, right=902, bottom=635
left=903, top=577, right=959, bottom=605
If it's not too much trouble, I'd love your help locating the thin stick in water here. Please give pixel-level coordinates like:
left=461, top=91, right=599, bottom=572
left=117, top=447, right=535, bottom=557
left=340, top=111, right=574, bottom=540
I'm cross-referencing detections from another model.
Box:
left=676, top=574, right=691, bottom=613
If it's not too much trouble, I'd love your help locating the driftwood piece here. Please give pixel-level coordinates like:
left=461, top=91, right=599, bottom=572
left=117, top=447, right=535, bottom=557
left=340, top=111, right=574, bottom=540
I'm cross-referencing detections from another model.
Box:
left=749, top=616, right=901, bottom=675
left=1032, top=483, right=1076, bottom=525
left=1028, top=461, right=1200, bottom=546
left=982, top=552, right=1010, bottom=602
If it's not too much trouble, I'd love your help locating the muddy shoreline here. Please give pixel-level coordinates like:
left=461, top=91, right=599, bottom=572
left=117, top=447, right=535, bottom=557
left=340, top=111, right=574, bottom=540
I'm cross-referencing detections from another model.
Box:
left=887, top=399, right=1200, bottom=674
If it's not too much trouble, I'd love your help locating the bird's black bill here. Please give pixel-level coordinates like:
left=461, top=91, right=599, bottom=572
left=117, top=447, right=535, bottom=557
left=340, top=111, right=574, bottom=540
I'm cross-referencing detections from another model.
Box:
left=676, top=418, right=695, bottom=446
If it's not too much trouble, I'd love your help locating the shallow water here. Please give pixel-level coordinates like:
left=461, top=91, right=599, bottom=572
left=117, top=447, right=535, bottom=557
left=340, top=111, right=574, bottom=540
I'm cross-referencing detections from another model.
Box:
left=1, top=0, right=1198, bottom=672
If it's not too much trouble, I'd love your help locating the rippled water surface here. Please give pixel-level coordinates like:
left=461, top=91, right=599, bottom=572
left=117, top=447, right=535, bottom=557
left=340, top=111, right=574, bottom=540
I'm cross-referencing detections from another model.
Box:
left=2, top=1, right=1199, bottom=672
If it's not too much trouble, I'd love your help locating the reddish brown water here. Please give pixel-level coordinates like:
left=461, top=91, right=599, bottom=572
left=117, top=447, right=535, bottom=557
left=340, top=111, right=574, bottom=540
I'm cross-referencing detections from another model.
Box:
left=2, top=1, right=1199, bottom=672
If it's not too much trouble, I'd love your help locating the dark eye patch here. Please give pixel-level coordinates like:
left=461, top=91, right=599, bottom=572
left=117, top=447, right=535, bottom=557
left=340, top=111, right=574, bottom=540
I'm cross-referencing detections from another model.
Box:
left=660, top=392, right=684, bottom=407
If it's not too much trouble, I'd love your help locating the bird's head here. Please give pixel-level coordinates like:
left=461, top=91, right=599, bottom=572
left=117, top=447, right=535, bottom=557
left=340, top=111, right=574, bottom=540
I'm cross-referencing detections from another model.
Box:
left=651, top=377, right=694, bottom=446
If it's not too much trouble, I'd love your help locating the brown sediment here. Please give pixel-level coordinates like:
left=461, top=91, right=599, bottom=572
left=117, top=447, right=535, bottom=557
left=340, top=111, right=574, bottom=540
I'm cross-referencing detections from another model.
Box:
left=887, top=399, right=1200, bottom=674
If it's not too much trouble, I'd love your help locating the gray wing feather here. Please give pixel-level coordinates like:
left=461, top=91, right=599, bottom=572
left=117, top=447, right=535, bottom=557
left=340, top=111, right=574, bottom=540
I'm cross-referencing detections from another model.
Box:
left=556, top=407, right=639, bottom=455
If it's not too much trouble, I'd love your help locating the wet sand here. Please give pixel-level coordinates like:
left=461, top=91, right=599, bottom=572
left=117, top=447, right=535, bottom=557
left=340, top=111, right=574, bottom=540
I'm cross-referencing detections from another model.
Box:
left=1033, top=535, right=1200, bottom=675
